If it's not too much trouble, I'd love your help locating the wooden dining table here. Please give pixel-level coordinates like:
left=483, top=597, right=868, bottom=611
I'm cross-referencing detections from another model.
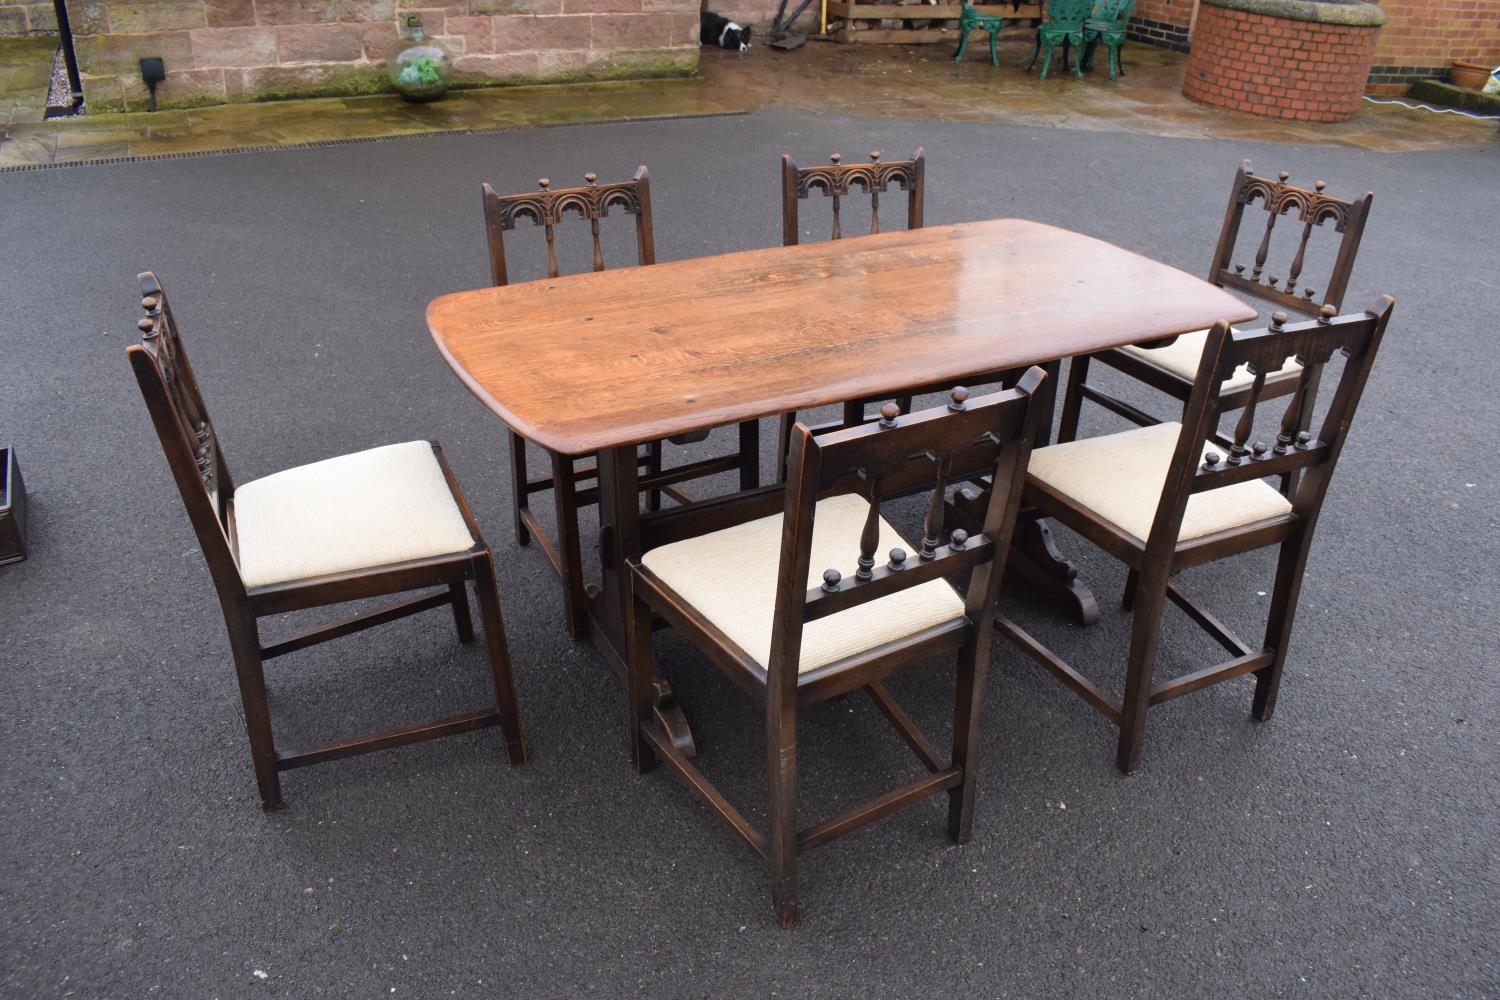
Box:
left=428, top=217, right=1257, bottom=751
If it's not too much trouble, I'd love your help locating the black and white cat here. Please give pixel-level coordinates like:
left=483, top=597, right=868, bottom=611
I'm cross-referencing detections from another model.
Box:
left=700, top=10, right=752, bottom=53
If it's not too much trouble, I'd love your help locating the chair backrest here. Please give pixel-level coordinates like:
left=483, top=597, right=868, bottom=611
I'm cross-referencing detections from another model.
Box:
left=1088, top=0, right=1135, bottom=26
left=1208, top=160, right=1373, bottom=319
left=1046, top=0, right=1093, bottom=29
left=781, top=148, right=925, bottom=246
left=1146, top=298, right=1395, bottom=554
left=481, top=165, right=655, bottom=286
left=768, top=369, right=1048, bottom=680
left=125, top=271, right=241, bottom=596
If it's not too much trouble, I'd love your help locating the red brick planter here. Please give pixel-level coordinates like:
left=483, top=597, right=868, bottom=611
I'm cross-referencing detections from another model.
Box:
left=1183, top=0, right=1387, bottom=122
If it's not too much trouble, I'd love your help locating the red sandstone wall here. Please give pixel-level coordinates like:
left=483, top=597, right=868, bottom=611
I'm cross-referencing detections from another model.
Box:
left=65, top=0, right=699, bottom=111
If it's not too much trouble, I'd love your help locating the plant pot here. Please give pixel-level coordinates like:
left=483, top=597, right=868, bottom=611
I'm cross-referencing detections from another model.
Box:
left=1450, top=59, right=1491, bottom=91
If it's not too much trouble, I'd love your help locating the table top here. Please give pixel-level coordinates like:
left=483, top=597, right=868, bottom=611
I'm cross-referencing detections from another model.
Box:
left=427, top=218, right=1256, bottom=455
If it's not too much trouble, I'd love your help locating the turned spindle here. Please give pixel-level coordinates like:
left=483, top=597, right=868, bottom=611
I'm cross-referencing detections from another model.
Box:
left=584, top=172, right=605, bottom=272
left=538, top=177, right=559, bottom=278
left=829, top=154, right=842, bottom=241
left=869, top=151, right=882, bottom=235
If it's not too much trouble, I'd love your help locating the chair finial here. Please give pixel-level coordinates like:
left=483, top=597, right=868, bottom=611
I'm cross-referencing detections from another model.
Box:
left=1314, top=180, right=1326, bottom=192
left=538, top=177, right=550, bottom=190
left=822, top=568, right=842, bottom=593
left=949, top=529, right=968, bottom=549
left=137, top=317, right=155, bottom=333
left=869, top=151, right=880, bottom=162
left=1271, top=311, right=1289, bottom=330
left=1318, top=304, right=1336, bottom=324
left=585, top=172, right=597, bottom=185
left=1278, top=170, right=1290, bottom=182
left=879, top=402, right=900, bottom=427
left=830, top=153, right=841, bottom=165
left=141, top=296, right=159, bottom=312
left=888, top=547, right=907, bottom=570
left=948, top=387, right=969, bottom=411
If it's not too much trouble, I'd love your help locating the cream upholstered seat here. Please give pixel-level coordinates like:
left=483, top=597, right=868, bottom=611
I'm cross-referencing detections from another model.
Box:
left=1118, top=328, right=1303, bottom=392
left=1028, top=422, right=1293, bottom=544
left=641, top=493, right=965, bottom=673
left=234, top=441, right=476, bottom=588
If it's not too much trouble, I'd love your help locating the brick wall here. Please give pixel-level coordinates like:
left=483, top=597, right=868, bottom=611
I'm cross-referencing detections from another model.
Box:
left=0, top=0, right=59, bottom=34
left=1183, top=3, right=1379, bottom=121
left=69, top=0, right=699, bottom=111
left=1366, top=0, right=1500, bottom=92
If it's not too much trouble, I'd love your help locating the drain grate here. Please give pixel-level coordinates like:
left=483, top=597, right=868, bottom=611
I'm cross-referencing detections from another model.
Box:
left=0, top=109, right=750, bottom=173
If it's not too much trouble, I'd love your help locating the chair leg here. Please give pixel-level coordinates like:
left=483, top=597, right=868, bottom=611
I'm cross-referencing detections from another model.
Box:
left=987, top=28, right=999, bottom=67
left=626, top=587, right=658, bottom=773
left=509, top=430, right=531, bottom=547
left=1121, top=568, right=1139, bottom=611
left=1058, top=354, right=1091, bottom=443
left=549, top=451, right=590, bottom=641
left=225, top=607, right=283, bottom=810
left=776, top=412, right=796, bottom=484
left=1039, top=44, right=1053, bottom=80
left=473, top=551, right=528, bottom=767
left=449, top=580, right=475, bottom=643
left=1253, top=529, right=1312, bottom=722
left=1071, top=34, right=1085, bottom=79
left=738, top=419, right=760, bottom=491
left=766, top=686, right=800, bottom=928
left=645, top=441, right=663, bottom=513
left=953, top=24, right=970, bottom=61
left=1108, top=42, right=1119, bottom=80
left=1115, top=568, right=1169, bottom=774
left=1021, top=35, right=1040, bottom=70
left=946, top=633, right=992, bottom=844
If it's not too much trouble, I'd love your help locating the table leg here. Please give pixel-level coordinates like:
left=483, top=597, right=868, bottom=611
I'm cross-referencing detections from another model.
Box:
left=592, top=443, right=699, bottom=757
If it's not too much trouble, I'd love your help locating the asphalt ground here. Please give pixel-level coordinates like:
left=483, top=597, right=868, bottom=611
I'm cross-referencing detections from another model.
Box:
left=2, top=108, right=1497, bottom=998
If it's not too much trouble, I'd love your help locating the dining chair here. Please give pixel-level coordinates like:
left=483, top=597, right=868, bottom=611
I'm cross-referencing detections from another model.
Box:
left=626, top=372, right=1048, bottom=927
left=1081, top=0, right=1136, bottom=79
left=1058, top=162, right=1375, bottom=460
left=126, top=273, right=527, bottom=810
left=776, top=148, right=926, bottom=473
left=1022, top=0, right=1090, bottom=80
left=953, top=1, right=1010, bottom=66
left=999, top=299, right=1393, bottom=774
left=481, top=166, right=760, bottom=640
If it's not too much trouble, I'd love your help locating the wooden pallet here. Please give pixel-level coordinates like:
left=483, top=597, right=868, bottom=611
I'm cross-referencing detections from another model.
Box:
left=826, top=1, right=1042, bottom=43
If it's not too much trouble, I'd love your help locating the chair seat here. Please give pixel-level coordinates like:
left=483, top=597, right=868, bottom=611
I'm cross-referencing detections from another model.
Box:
left=1117, top=328, right=1303, bottom=392
left=641, top=494, right=965, bottom=674
left=1028, top=422, right=1293, bottom=543
left=235, top=441, right=475, bottom=588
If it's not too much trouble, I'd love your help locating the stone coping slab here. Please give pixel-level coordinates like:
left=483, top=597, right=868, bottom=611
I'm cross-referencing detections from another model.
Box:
left=1199, top=0, right=1387, bottom=26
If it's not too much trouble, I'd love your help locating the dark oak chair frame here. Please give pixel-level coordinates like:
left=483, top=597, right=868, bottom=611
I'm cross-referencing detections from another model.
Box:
left=1001, top=299, right=1394, bottom=774
left=777, top=147, right=929, bottom=472
left=627, top=372, right=1047, bottom=927
left=126, top=272, right=526, bottom=810
left=1058, top=161, right=1374, bottom=455
left=481, top=166, right=760, bottom=640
